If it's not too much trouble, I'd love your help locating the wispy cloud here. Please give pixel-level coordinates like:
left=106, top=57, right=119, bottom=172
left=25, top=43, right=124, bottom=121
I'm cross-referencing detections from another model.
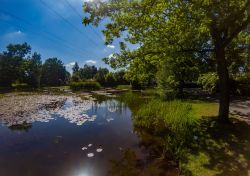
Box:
left=86, top=59, right=97, bottom=65
left=3, top=30, right=24, bottom=39
left=107, top=44, right=115, bottom=49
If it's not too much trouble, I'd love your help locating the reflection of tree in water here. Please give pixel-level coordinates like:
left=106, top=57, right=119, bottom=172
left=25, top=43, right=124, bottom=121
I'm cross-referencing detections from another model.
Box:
left=9, top=122, right=32, bottom=132
left=108, top=92, right=180, bottom=175
left=90, top=94, right=128, bottom=115
left=108, top=149, right=178, bottom=176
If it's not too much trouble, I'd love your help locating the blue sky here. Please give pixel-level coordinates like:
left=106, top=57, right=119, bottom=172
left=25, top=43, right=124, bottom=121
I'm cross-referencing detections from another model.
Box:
left=0, top=0, right=122, bottom=71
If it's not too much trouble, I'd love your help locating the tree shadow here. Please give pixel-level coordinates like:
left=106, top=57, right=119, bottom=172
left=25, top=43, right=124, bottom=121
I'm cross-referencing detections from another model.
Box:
left=184, top=117, right=250, bottom=176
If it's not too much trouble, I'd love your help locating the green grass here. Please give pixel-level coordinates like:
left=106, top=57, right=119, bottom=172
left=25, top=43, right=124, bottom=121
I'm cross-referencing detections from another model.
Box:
left=189, top=100, right=219, bottom=118
left=134, top=99, right=197, bottom=160
left=130, top=94, right=250, bottom=176
left=69, top=82, right=101, bottom=91
left=116, top=85, right=132, bottom=90
left=181, top=118, right=250, bottom=176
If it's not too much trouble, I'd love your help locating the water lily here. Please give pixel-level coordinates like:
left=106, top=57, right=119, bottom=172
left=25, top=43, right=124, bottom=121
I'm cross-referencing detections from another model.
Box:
left=87, top=153, right=94, bottom=158
left=82, top=147, right=88, bottom=151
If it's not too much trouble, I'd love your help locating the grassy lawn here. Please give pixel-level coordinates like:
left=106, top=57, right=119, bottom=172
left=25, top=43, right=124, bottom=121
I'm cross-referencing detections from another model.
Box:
left=189, top=100, right=219, bottom=118
left=180, top=101, right=250, bottom=176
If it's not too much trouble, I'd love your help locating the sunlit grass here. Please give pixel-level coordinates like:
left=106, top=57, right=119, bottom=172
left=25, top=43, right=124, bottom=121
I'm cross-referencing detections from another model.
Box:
left=134, top=99, right=197, bottom=160
left=189, top=100, right=219, bottom=118
left=116, top=84, right=132, bottom=90
left=181, top=152, right=221, bottom=176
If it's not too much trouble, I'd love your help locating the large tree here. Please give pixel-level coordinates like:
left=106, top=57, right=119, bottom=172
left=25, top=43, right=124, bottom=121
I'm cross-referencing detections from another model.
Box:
left=23, top=52, right=42, bottom=88
left=41, top=58, right=68, bottom=86
left=79, top=64, right=98, bottom=80
left=0, top=43, right=31, bottom=87
left=83, top=0, right=250, bottom=122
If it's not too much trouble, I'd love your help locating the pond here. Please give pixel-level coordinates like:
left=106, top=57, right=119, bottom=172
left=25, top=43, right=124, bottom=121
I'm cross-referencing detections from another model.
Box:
left=0, top=93, right=156, bottom=176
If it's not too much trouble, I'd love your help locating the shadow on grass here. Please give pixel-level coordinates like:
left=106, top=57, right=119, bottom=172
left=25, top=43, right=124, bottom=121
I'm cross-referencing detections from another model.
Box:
left=183, top=117, right=250, bottom=176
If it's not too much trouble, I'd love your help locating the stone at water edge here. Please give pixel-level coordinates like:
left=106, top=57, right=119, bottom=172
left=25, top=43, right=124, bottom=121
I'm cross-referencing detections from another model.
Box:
left=88, top=144, right=92, bottom=147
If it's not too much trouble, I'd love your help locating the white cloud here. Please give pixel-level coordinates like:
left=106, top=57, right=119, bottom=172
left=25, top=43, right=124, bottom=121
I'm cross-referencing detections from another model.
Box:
left=4, top=30, right=24, bottom=39
left=107, top=44, right=115, bottom=49
left=86, top=60, right=97, bottom=64
left=66, top=62, right=76, bottom=67
left=108, top=53, right=115, bottom=59
left=65, top=62, right=76, bottom=74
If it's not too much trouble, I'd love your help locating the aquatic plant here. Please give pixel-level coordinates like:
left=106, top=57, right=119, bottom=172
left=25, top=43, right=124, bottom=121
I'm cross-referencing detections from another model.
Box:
left=134, top=99, right=197, bottom=160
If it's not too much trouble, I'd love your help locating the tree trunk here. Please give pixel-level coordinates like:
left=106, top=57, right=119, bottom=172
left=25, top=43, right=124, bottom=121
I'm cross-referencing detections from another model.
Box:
left=215, top=44, right=230, bottom=122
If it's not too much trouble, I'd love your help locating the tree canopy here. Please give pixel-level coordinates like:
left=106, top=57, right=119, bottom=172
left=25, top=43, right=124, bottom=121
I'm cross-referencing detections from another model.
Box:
left=83, top=0, right=250, bottom=121
left=0, top=43, right=69, bottom=88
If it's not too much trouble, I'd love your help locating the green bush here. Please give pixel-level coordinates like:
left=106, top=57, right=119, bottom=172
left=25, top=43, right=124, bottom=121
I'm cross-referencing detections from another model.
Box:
left=198, top=72, right=218, bottom=94
left=234, top=73, right=250, bottom=96
left=70, top=82, right=101, bottom=91
left=12, top=83, right=31, bottom=90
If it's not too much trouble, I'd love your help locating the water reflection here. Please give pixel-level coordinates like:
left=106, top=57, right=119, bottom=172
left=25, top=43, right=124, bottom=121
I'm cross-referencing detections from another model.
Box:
left=9, top=122, right=32, bottom=132
left=0, top=94, right=140, bottom=176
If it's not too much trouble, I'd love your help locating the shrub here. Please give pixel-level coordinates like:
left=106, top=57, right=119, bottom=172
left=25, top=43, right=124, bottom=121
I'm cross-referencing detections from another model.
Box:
left=197, top=72, right=218, bottom=94
left=12, top=83, right=31, bottom=90
left=70, top=82, right=101, bottom=91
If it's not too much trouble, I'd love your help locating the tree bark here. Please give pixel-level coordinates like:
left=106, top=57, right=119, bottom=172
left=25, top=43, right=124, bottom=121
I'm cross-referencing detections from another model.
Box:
left=215, top=44, right=230, bottom=122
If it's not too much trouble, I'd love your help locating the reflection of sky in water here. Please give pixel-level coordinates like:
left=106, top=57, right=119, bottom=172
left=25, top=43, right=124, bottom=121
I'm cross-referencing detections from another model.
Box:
left=0, top=96, right=141, bottom=176
left=1, top=97, right=128, bottom=127
left=1, top=97, right=95, bottom=127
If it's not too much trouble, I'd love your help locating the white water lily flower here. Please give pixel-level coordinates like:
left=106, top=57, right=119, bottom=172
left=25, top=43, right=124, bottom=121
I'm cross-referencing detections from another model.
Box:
left=87, top=153, right=94, bottom=157
left=82, top=147, right=87, bottom=151
left=106, top=118, right=114, bottom=122
left=96, top=148, right=103, bottom=153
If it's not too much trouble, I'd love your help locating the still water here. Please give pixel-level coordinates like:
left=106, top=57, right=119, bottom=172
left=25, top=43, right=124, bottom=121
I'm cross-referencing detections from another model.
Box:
left=0, top=95, right=146, bottom=176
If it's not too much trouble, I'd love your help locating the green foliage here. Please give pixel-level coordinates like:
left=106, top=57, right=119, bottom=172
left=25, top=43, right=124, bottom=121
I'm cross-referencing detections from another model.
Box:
left=198, top=73, right=219, bottom=94
left=69, top=81, right=101, bottom=91
left=94, top=67, right=109, bottom=86
left=12, top=83, right=30, bottom=90
left=84, top=0, right=250, bottom=119
left=157, top=56, right=199, bottom=97
left=3, top=42, right=31, bottom=58
left=72, top=62, right=79, bottom=74
left=78, top=64, right=97, bottom=80
left=105, top=72, right=117, bottom=87
left=41, top=58, right=69, bottom=86
left=234, top=73, right=250, bottom=96
left=23, top=52, right=42, bottom=88
left=134, top=99, right=197, bottom=159
left=0, top=55, right=23, bottom=87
